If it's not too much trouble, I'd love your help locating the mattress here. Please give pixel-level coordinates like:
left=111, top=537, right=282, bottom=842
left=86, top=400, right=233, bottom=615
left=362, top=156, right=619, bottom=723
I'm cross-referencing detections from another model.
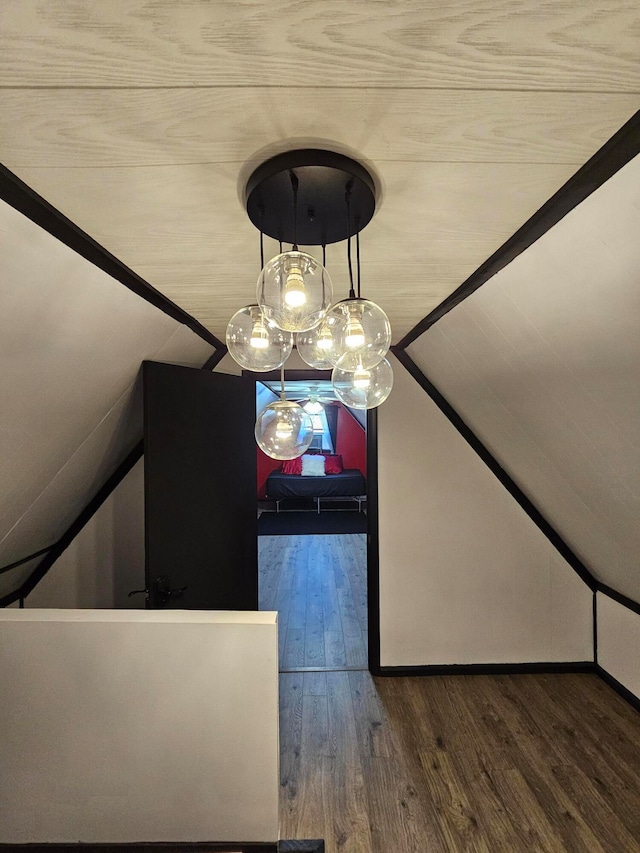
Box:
left=266, top=469, right=366, bottom=499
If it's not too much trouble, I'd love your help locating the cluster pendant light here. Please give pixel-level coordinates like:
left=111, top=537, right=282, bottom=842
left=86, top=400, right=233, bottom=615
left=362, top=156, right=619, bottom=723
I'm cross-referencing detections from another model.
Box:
left=226, top=149, right=393, bottom=460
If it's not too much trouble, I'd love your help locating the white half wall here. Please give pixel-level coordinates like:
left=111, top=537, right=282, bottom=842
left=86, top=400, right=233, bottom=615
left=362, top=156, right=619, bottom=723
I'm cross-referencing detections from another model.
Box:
left=378, top=355, right=593, bottom=667
left=0, top=609, right=279, bottom=844
left=597, top=593, right=640, bottom=702
left=24, top=459, right=145, bottom=609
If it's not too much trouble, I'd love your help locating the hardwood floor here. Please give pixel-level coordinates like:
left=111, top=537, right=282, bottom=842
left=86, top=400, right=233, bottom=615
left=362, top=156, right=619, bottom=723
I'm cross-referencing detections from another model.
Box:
left=258, top=534, right=367, bottom=671
left=279, top=671, right=640, bottom=852
left=259, top=535, right=640, bottom=851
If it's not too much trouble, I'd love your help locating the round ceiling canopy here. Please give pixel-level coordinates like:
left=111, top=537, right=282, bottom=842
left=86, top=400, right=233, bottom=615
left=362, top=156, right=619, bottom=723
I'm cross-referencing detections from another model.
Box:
left=245, top=149, right=376, bottom=246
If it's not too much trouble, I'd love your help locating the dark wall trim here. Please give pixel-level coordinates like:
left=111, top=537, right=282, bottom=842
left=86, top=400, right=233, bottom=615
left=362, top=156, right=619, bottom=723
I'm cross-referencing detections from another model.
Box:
left=0, top=545, right=55, bottom=576
left=597, top=584, right=640, bottom=617
left=0, top=163, right=223, bottom=350
left=0, top=844, right=279, bottom=852
left=596, top=665, right=640, bottom=714
left=378, top=662, right=595, bottom=677
left=396, top=109, right=640, bottom=349
left=392, top=348, right=597, bottom=591
left=593, top=591, right=599, bottom=665
left=202, top=346, right=229, bottom=371
left=0, top=441, right=144, bottom=608
left=366, top=407, right=381, bottom=676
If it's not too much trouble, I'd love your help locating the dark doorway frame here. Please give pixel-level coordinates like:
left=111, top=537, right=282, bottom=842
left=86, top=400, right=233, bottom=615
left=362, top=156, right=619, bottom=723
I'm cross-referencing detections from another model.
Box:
left=245, top=368, right=381, bottom=675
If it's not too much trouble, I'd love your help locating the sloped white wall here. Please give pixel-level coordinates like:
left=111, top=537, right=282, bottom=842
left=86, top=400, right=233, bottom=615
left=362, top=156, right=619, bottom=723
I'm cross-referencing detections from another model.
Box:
left=408, top=154, right=640, bottom=604
left=378, top=355, right=593, bottom=667
left=597, top=593, right=640, bottom=702
left=0, top=199, right=214, bottom=601
left=24, top=460, right=145, bottom=609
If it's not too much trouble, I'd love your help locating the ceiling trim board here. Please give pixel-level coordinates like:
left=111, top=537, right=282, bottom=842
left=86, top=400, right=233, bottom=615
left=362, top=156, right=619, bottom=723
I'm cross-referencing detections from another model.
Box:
left=0, top=163, right=224, bottom=350
left=0, top=440, right=144, bottom=608
left=391, top=346, right=597, bottom=591
left=597, top=584, right=640, bottom=618
left=395, top=109, right=640, bottom=349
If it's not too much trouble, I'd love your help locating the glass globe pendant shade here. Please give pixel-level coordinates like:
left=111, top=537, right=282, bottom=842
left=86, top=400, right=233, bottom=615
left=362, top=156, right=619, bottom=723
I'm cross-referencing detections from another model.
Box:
left=324, top=298, right=392, bottom=369
left=255, top=400, right=314, bottom=459
left=226, top=305, right=293, bottom=371
left=257, top=251, right=333, bottom=333
left=296, top=317, right=340, bottom=369
left=332, top=356, right=394, bottom=410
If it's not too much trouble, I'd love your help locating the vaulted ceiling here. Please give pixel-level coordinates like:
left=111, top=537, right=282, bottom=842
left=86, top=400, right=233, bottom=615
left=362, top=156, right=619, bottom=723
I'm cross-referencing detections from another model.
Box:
left=1, top=1, right=638, bottom=344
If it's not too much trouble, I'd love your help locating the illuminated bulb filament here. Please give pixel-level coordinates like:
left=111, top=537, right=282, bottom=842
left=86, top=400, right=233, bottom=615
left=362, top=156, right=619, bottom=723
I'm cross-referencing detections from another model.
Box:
left=250, top=319, right=270, bottom=349
left=345, top=316, right=365, bottom=348
left=275, top=418, right=294, bottom=439
left=353, top=366, right=371, bottom=389
left=284, top=267, right=307, bottom=307
left=316, top=325, right=333, bottom=350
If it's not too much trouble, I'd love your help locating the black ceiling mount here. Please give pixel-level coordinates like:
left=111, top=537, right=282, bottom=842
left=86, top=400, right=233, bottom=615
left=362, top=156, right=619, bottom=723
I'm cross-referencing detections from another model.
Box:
left=245, top=149, right=376, bottom=246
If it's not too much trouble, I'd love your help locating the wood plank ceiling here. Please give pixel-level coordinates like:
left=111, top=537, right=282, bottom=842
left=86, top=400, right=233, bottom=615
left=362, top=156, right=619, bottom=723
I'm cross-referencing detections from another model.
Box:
left=1, top=1, right=638, bottom=344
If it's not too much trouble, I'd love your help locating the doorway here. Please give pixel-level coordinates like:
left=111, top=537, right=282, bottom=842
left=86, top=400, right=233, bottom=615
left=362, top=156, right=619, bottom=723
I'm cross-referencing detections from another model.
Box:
left=249, top=369, right=380, bottom=674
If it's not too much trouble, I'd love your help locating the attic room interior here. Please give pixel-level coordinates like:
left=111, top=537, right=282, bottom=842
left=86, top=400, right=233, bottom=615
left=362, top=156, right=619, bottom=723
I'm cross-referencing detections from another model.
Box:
left=1, top=2, right=640, bottom=851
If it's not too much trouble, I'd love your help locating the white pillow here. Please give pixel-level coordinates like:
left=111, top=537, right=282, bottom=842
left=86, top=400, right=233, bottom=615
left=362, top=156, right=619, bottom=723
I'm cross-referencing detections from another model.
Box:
left=301, top=454, right=325, bottom=476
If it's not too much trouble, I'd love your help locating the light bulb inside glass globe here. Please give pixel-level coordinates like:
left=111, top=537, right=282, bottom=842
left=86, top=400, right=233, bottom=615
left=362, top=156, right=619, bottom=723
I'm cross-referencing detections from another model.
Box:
left=255, top=399, right=314, bottom=460
left=296, top=316, right=341, bottom=370
left=249, top=317, right=270, bottom=349
left=325, top=298, right=391, bottom=368
left=275, top=418, right=294, bottom=438
left=316, top=323, right=334, bottom=350
left=332, top=356, right=393, bottom=410
left=352, top=365, right=371, bottom=389
left=257, top=251, right=332, bottom=332
left=284, top=265, right=307, bottom=307
left=226, top=305, right=293, bottom=371
left=345, top=316, right=366, bottom=349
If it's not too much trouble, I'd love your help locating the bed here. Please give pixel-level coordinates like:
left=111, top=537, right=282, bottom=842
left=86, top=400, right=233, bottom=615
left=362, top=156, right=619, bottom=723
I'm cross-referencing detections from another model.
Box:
left=266, top=462, right=366, bottom=513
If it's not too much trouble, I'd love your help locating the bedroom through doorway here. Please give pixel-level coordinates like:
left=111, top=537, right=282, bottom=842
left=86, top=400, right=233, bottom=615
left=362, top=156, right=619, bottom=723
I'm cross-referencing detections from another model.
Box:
left=254, top=375, right=372, bottom=673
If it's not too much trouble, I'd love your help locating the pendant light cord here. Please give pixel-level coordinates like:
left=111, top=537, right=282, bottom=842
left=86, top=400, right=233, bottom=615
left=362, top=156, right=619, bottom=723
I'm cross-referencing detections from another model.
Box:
left=356, top=230, right=361, bottom=299
left=345, top=181, right=355, bottom=298
left=280, top=364, right=286, bottom=400
left=290, top=171, right=299, bottom=252
left=322, top=243, right=327, bottom=304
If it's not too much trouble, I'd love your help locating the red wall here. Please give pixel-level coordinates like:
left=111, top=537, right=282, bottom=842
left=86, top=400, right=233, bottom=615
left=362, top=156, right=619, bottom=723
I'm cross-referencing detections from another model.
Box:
left=334, top=404, right=367, bottom=477
left=256, top=403, right=366, bottom=498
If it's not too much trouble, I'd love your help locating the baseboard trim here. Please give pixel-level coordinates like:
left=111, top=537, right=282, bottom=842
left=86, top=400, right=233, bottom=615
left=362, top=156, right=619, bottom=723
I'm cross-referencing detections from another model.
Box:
left=377, top=662, right=595, bottom=677
left=596, top=665, right=640, bottom=714
left=0, top=844, right=324, bottom=853
left=0, top=844, right=278, bottom=852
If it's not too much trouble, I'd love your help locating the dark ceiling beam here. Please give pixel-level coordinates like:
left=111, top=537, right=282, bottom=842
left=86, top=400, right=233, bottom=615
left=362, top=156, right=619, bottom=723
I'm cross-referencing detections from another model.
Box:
left=395, top=109, right=640, bottom=350
left=0, top=163, right=224, bottom=350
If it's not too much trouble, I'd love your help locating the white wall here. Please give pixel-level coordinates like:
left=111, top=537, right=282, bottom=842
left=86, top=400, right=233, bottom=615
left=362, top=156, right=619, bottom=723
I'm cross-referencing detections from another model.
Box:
left=0, top=198, right=214, bottom=592
left=378, top=355, right=593, bottom=667
left=25, top=459, right=145, bottom=609
left=408, top=154, right=640, bottom=604
left=0, top=609, right=279, bottom=844
left=597, top=593, right=640, bottom=702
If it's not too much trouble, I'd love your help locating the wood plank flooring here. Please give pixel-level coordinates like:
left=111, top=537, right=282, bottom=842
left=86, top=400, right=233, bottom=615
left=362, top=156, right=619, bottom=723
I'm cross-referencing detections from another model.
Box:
left=258, top=534, right=367, bottom=671
left=280, top=671, right=640, bottom=853
left=259, top=535, right=640, bottom=850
